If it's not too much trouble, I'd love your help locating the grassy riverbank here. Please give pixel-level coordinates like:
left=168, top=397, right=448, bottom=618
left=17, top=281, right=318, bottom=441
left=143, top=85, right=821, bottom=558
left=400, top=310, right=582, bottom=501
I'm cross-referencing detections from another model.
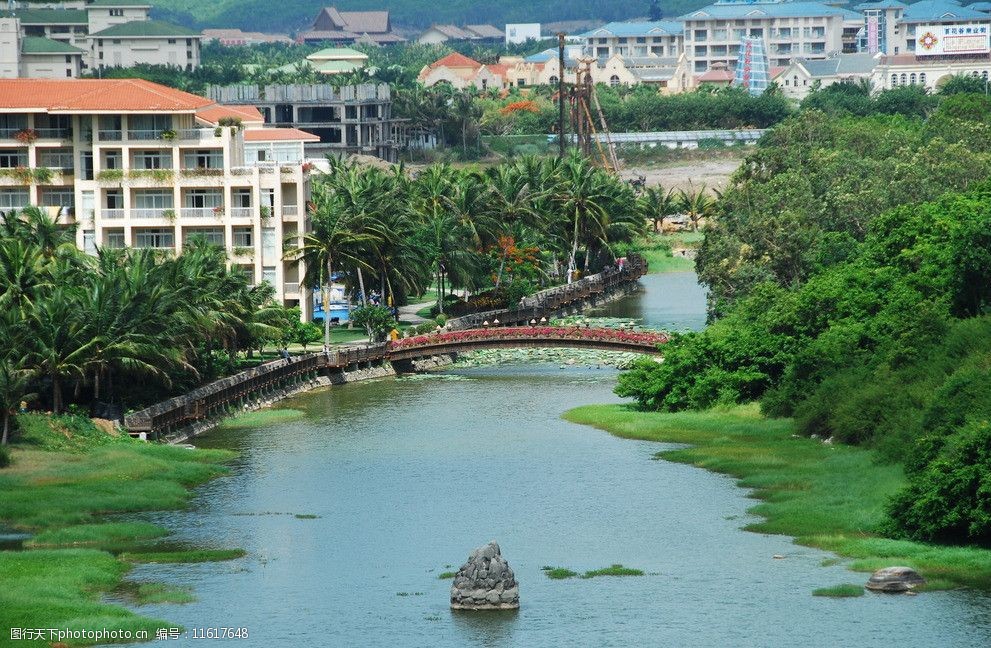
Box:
left=564, top=403, right=991, bottom=592
left=0, top=414, right=236, bottom=644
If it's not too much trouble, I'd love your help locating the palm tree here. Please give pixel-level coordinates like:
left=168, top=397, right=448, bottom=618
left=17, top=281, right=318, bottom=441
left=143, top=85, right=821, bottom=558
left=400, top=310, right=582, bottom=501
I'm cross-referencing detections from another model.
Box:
left=285, top=175, right=380, bottom=348
left=639, top=186, right=679, bottom=233
left=0, top=314, right=35, bottom=445
left=25, top=287, right=96, bottom=414
left=678, top=185, right=718, bottom=231
left=554, top=153, right=614, bottom=281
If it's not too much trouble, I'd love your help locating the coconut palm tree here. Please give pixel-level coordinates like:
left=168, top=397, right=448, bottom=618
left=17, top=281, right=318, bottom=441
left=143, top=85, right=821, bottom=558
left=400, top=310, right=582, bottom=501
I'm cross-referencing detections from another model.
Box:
left=639, top=186, right=679, bottom=233
left=678, top=185, right=718, bottom=231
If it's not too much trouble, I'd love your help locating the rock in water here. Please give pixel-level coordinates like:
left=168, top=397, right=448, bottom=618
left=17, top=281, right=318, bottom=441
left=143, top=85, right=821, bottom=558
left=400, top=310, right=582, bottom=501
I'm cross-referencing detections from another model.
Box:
left=865, top=566, right=926, bottom=592
left=450, top=541, right=520, bottom=610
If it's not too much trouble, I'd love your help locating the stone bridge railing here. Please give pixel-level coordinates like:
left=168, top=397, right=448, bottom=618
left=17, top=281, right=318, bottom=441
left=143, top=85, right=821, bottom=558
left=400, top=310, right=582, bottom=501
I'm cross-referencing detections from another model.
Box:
left=446, top=255, right=647, bottom=331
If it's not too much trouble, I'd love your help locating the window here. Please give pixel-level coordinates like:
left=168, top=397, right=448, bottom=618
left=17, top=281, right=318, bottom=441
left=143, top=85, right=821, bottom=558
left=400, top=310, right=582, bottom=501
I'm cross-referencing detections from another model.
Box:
left=106, top=230, right=125, bottom=248
left=133, top=190, right=173, bottom=210
left=105, top=190, right=123, bottom=209
left=168, top=39, right=176, bottom=44
left=232, top=227, right=253, bottom=247
left=103, top=150, right=121, bottom=169
left=40, top=188, right=75, bottom=214
left=891, top=73, right=898, bottom=86
left=0, top=150, right=27, bottom=168
left=749, top=29, right=763, bottom=38
left=38, top=148, right=73, bottom=170
left=134, top=150, right=172, bottom=170
left=517, top=78, right=526, bottom=87
left=262, top=266, right=276, bottom=286
left=83, top=230, right=96, bottom=256
left=549, top=75, right=559, bottom=84
left=713, top=29, right=727, bottom=40
left=900, top=73, right=907, bottom=84
left=609, top=74, right=620, bottom=86
left=135, top=229, right=174, bottom=249
left=109, top=8, right=123, bottom=16
left=129, top=114, right=173, bottom=138
left=183, top=149, right=223, bottom=170
left=919, top=72, right=926, bottom=84
left=184, top=190, right=223, bottom=209
left=232, top=189, right=252, bottom=208
left=262, top=228, right=276, bottom=261
left=184, top=228, right=224, bottom=246
left=910, top=73, right=917, bottom=84
left=636, top=37, right=646, bottom=43
left=0, top=189, right=28, bottom=211
left=694, top=29, right=707, bottom=39
left=651, top=45, right=664, bottom=56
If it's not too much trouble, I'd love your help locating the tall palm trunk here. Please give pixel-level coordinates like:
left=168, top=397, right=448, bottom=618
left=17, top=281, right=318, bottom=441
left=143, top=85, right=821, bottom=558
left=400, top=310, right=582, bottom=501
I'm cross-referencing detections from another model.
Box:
left=2, top=412, right=10, bottom=446
left=323, top=258, right=332, bottom=348
left=52, top=376, right=62, bottom=414
left=357, top=267, right=368, bottom=307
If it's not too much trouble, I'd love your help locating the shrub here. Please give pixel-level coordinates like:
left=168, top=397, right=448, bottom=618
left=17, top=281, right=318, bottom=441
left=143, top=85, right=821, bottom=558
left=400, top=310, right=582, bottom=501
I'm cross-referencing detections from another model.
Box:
left=350, top=305, right=397, bottom=342
left=886, top=420, right=991, bottom=546
left=0, top=445, right=10, bottom=468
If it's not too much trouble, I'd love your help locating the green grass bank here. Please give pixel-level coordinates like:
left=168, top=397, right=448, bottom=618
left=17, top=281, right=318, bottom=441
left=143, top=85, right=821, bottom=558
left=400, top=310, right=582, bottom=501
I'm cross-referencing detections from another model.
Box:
left=0, top=414, right=236, bottom=644
left=563, top=403, right=991, bottom=591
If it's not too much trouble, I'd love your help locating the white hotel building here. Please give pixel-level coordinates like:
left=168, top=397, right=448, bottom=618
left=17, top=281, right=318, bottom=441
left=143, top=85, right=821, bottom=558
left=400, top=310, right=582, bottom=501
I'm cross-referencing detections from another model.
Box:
left=0, top=78, right=315, bottom=316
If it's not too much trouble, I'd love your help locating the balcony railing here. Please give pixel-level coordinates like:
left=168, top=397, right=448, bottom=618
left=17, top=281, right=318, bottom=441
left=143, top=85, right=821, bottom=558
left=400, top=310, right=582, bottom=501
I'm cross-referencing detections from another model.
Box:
left=98, top=130, right=123, bottom=141
left=181, top=207, right=222, bottom=219
left=229, top=207, right=253, bottom=219
left=283, top=282, right=300, bottom=295
left=132, top=208, right=174, bottom=219
left=101, top=208, right=125, bottom=219
left=127, top=130, right=176, bottom=142
left=282, top=205, right=299, bottom=217
left=0, top=128, right=24, bottom=139
left=36, top=128, right=72, bottom=140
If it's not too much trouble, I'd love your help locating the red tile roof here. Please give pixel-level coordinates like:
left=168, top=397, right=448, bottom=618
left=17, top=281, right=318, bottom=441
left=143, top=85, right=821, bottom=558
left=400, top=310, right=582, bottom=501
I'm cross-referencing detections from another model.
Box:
left=0, top=78, right=214, bottom=112
left=197, top=104, right=264, bottom=125
left=429, top=52, right=482, bottom=69
left=243, top=127, right=319, bottom=142
left=697, top=69, right=734, bottom=82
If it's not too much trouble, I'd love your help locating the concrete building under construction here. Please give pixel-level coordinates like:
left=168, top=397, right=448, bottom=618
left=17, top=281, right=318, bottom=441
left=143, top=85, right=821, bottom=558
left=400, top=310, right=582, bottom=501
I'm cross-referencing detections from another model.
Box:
left=206, top=83, right=397, bottom=161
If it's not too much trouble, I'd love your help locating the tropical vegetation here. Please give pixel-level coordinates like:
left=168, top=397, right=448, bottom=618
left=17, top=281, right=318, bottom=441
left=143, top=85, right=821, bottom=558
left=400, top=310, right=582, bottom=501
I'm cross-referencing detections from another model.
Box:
left=614, top=88, right=991, bottom=547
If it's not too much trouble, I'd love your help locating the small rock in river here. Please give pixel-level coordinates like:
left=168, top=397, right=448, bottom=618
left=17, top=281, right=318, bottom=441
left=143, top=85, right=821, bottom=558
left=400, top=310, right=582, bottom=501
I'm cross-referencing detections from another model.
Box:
left=865, top=566, right=926, bottom=593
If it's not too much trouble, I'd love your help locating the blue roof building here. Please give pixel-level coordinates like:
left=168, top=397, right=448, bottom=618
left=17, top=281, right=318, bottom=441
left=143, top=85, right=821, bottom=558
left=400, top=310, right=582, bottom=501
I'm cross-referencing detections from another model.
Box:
left=579, top=21, right=685, bottom=61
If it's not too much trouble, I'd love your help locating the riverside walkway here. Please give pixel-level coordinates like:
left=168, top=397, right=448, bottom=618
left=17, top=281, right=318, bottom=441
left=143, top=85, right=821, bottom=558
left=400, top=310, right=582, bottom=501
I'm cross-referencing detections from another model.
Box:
left=125, top=256, right=653, bottom=438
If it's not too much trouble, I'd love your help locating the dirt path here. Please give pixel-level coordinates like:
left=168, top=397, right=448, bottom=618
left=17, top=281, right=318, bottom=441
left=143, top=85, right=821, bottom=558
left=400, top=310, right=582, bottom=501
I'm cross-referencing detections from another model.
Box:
left=620, top=156, right=744, bottom=193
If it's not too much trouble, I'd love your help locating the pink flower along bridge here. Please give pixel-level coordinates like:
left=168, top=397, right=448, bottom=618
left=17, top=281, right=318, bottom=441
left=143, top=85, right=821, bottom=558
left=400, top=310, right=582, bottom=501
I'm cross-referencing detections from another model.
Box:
left=387, top=325, right=668, bottom=361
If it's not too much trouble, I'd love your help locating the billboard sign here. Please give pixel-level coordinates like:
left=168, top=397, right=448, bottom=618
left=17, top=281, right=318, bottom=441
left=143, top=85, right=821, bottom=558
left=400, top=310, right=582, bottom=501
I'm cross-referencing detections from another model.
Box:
left=915, top=23, right=990, bottom=57
left=867, top=16, right=880, bottom=54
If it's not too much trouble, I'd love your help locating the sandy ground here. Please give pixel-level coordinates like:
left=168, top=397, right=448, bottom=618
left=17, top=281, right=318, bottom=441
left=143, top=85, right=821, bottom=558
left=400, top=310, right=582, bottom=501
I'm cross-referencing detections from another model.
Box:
left=619, top=156, right=744, bottom=193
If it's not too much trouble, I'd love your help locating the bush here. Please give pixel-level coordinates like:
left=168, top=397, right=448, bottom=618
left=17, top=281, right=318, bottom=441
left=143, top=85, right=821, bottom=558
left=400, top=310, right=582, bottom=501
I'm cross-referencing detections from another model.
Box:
left=886, top=420, right=991, bottom=546
left=0, top=445, right=10, bottom=468
left=350, top=305, right=397, bottom=342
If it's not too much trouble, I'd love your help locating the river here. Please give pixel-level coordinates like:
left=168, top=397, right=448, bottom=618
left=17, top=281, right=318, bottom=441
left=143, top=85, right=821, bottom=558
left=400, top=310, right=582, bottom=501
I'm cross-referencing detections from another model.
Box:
left=128, top=271, right=991, bottom=647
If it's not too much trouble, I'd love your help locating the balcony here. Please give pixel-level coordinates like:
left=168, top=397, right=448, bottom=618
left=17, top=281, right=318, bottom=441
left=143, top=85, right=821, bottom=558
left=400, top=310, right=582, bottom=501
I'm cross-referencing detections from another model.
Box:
left=132, top=207, right=174, bottom=219
left=101, top=208, right=125, bottom=219
left=127, top=130, right=177, bottom=143
left=282, top=205, right=299, bottom=217
left=283, top=282, right=300, bottom=295
left=98, top=130, right=123, bottom=142
left=181, top=207, right=222, bottom=219
left=35, top=128, right=72, bottom=140
left=230, top=207, right=253, bottom=219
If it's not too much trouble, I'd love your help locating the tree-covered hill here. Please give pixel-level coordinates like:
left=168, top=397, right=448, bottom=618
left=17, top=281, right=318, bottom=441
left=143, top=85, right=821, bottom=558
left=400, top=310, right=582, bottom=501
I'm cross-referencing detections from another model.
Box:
left=148, top=0, right=706, bottom=34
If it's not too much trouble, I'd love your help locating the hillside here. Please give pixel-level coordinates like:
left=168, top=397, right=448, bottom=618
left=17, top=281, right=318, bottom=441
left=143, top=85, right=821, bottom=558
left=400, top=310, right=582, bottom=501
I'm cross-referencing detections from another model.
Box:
left=148, top=0, right=708, bottom=34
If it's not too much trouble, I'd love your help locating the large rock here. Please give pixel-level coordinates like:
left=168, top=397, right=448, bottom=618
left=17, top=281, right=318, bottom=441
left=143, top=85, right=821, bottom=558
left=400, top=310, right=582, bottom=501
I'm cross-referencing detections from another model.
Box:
left=865, top=566, right=926, bottom=592
left=450, top=541, right=519, bottom=610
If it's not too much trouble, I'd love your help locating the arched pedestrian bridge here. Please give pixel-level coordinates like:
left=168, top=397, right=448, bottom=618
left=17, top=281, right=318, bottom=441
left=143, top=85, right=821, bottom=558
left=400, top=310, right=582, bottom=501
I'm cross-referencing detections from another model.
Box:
left=387, top=326, right=668, bottom=361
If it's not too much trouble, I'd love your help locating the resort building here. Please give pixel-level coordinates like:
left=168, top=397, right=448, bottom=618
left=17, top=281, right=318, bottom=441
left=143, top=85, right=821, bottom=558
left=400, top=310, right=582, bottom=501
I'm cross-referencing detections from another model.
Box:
left=678, top=0, right=862, bottom=72
left=871, top=51, right=991, bottom=89
left=417, top=24, right=503, bottom=45
left=302, top=47, right=369, bottom=75
left=0, top=78, right=314, bottom=316
left=207, top=83, right=397, bottom=162
left=298, top=7, right=404, bottom=46
left=578, top=21, right=685, bottom=60
left=0, top=0, right=202, bottom=77
left=777, top=51, right=877, bottom=98
left=858, top=0, right=991, bottom=55
left=200, top=29, right=294, bottom=46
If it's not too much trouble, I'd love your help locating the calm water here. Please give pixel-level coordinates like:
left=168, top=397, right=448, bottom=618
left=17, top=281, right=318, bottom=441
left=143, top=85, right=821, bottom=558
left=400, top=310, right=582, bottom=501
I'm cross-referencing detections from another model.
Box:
left=128, top=272, right=991, bottom=647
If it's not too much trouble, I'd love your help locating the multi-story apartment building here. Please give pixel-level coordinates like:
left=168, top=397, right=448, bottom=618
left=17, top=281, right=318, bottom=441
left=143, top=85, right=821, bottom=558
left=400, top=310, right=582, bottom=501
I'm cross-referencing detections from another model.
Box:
left=208, top=84, right=397, bottom=162
left=0, top=0, right=201, bottom=77
left=579, top=21, right=685, bottom=60
left=0, top=78, right=314, bottom=316
left=678, top=0, right=862, bottom=72
left=858, top=0, right=991, bottom=54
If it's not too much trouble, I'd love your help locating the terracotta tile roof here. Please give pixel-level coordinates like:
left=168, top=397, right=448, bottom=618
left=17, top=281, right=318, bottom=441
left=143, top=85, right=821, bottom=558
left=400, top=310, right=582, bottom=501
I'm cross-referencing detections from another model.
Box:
left=485, top=63, right=509, bottom=76
left=196, top=104, right=264, bottom=125
left=697, top=69, right=734, bottom=82
left=0, top=78, right=214, bottom=113
left=429, top=52, right=483, bottom=69
left=244, top=128, right=319, bottom=142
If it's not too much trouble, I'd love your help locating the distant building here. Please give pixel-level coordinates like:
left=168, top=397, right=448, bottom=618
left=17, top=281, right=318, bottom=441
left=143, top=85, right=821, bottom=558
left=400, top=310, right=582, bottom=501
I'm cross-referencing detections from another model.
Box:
left=201, top=29, right=294, bottom=46
left=303, top=47, right=368, bottom=75
left=417, top=24, right=503, bottom=45
left=678, top=0, right=863, bottom=73
left=857, top=0, right=991, bottom=55
left=505, top=23, right=541, bottom=45
left=298, top=7, right=404, bottom=46
left=872, top=51, right=991, bottom=90
left=0, top=1, right=202, bottom=77
left=579, top=21, right=685, bottom=59
left=778, top=51, right=877, bottom=99
left=207, top=83, right=397, bottom=161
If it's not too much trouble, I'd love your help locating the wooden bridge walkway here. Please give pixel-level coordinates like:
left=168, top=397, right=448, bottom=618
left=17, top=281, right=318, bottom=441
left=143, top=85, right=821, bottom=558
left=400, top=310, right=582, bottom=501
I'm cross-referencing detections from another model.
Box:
left=125, top=256, right=655, bottom=438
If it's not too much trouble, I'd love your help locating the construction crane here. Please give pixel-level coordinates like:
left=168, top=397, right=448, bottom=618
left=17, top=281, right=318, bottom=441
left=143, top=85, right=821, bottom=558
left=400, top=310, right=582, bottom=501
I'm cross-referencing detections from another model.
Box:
left=555, top=36, right=620, bottom=174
